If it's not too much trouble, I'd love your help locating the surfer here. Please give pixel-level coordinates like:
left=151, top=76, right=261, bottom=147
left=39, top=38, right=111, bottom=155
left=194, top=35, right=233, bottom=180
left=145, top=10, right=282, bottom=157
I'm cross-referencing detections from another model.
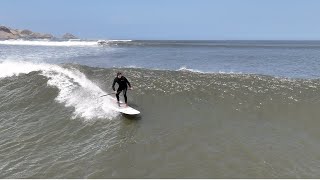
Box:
left=112, top=72, right=132, bottom=107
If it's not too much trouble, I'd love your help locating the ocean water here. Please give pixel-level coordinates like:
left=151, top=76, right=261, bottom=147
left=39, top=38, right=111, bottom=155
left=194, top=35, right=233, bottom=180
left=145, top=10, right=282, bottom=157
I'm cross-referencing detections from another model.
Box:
left=1, top=40, right=320, bottom=178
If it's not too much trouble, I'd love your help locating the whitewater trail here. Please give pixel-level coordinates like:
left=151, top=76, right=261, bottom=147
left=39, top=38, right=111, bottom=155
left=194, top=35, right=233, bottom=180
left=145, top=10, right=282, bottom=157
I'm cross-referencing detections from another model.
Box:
left=0, top=60, right=119, bottom=120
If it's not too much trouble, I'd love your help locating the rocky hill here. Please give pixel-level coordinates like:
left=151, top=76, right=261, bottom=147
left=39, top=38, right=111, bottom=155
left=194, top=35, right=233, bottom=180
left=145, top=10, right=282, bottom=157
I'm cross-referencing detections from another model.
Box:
left=62, top=33, right=78, bottom=39
left=0, top=25, right=54, bottom=40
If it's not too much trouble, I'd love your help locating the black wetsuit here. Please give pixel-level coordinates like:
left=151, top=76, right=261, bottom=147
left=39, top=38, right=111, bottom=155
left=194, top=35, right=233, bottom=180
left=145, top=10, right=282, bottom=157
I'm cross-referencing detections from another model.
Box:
left=112, top=76, right=131, bottom=103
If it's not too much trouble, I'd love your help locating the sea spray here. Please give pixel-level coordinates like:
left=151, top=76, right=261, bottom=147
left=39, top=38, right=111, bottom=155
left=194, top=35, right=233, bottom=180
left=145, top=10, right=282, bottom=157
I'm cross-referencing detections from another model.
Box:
left=0, top=60, right=119, bottom=120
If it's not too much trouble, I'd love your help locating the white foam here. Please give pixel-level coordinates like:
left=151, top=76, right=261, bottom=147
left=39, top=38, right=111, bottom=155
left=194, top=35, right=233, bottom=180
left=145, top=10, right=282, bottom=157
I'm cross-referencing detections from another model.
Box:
left=0, top=60, right=119, bottom=120
left=177, top=66, right=241, bottom=74
left=0, top=39, right=98, bottom=47
left=0, top=39, right=132, bottom=47
left=107, top=40, right=132, bottom=42
left=177, top=66, right=204, bottom=73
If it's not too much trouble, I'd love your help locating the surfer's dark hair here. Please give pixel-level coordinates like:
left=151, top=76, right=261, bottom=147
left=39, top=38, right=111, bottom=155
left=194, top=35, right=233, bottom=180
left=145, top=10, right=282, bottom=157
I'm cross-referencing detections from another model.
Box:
left=117, top=72, right=122, bottom=76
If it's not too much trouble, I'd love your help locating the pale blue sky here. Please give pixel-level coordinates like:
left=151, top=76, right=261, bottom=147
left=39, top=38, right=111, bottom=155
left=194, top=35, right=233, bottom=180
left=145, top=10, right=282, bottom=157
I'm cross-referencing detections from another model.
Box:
left=1, top=0, right=320, bottom=40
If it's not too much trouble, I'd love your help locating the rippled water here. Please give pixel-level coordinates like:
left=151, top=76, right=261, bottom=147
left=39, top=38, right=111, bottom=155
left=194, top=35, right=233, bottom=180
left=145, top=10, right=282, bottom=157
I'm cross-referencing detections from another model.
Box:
left=1, top=41, right=320, bottom=178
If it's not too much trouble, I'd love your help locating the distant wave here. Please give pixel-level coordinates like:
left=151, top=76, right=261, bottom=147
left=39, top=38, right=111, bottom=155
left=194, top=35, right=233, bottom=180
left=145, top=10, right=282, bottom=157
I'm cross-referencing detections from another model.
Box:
left=177, top=66, right=204, bottom=73
left=91, top=40, right=320, bottom=49
left=0, top=39, right=98, bottom=47
left=0, top=39, right=132, bottom=47
left=111, top=65, right=242, bottom=75
left=177, top=66, right=241, bottom=74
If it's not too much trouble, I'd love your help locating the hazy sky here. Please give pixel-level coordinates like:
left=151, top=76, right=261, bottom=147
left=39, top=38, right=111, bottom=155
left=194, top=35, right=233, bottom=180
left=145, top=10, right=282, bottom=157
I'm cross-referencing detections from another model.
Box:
left=1, top=0, right=320, bottom=40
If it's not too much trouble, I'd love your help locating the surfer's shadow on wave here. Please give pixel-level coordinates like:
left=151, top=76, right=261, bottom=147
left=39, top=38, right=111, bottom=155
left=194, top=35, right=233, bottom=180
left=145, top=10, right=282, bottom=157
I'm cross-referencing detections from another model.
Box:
left=122, top=113, right=141, bottom=120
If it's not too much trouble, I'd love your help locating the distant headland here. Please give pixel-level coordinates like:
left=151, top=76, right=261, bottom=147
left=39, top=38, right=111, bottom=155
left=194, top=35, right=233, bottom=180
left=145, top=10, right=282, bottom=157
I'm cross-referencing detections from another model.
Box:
left=0, top=25, right=78, bottom=40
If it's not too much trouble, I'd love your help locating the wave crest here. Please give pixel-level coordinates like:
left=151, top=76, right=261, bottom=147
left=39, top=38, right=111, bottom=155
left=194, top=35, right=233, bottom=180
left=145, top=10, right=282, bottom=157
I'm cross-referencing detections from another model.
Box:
left=0, top=61, right=119, bottom=120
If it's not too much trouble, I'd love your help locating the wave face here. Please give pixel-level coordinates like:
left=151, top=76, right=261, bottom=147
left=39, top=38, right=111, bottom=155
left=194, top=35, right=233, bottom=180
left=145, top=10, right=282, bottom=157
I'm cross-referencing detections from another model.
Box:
left=2, top=40, right=320, bottom=178
left=0, top=61, right=119, bottom=120
left=1, top=61, right=320, bottom=178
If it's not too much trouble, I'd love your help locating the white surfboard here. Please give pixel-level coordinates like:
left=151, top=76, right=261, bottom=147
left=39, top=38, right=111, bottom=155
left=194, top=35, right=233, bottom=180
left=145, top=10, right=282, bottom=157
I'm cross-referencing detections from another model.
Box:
left=108, top=97, right=140, bottom=115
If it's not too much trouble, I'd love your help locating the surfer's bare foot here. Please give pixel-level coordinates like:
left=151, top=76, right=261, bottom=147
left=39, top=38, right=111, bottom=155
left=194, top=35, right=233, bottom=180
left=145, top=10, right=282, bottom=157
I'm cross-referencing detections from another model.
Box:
left=125, top=103, right=128, bottom=107
left=117, top=101, right=120, bottom=107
